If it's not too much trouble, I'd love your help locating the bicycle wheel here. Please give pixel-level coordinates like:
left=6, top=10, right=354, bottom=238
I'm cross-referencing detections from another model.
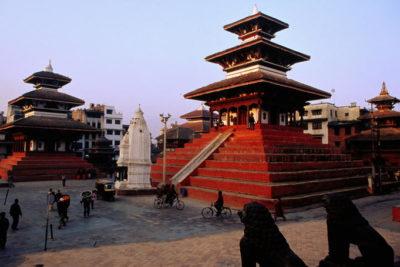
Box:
left=201, top=207, right=214, bottom=218
left=221, top=207, right=232, bottom=218
left=175, top=199, right=185, bottom=210
left=153, top=198, right=159, bottom=208
left=155, top=198, right=163, bottom=209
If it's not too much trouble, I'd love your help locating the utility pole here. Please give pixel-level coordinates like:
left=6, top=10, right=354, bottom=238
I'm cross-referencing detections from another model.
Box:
left=160, top=113, right=171, bottom=184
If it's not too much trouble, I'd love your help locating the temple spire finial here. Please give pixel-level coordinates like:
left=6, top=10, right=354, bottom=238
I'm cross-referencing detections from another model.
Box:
left=380, top=81, right=388, bottom=96
left=44, top=59, right=53, bottom=72
left=252, top=4, right=259, bottom=15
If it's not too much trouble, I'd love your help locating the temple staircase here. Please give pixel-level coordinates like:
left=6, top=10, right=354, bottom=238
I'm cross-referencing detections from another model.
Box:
left=0, top=152, right=105, bottom=182
left=150, top=125, right=371, bottom=209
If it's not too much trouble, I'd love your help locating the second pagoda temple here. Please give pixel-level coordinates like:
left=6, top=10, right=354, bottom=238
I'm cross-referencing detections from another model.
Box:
left=0, top=62, right=102, bottom=181
left=150, top=8, right=371, bottom=209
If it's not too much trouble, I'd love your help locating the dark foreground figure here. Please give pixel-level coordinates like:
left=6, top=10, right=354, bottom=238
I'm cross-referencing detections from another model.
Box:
left=0, top=212, right=9, bottom=249
left=319, top=193, right=394, bottom=267
left=238, top=202, right=307, bottom=267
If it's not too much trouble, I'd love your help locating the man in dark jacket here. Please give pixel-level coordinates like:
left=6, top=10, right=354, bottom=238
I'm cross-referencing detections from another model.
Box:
left=9, top=199, right=22, bottom=230
left=81, top=196, right=91, bottom=217
left=57, top=197, right=68, bottom=229
left=0, top=212, right=9, bottom=249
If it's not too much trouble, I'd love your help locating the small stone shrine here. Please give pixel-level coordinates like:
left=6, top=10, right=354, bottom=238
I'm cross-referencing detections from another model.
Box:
left=116, top=106, right=154, bottom=194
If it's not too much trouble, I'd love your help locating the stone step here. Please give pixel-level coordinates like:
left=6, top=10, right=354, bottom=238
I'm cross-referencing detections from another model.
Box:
left=187, top=175, right=367, bottom=198
left=195, top=166, right=371, bottom=183
left=203, top=160, right=364, bottom=172
left=212, top=153, right=351, bottom=162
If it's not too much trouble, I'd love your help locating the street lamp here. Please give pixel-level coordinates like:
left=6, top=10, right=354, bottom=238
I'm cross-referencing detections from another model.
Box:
left=160, top=113, right=171, bottom=184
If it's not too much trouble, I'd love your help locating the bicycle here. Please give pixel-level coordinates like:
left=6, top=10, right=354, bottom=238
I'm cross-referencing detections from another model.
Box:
left=201, top=202, right=232, bottom=218
left=154, top=195, right=185, bottom=210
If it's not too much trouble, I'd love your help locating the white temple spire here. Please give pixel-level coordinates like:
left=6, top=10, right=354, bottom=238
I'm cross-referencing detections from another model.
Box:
left=44, top=60, right=53, bottom=72
left=252, top=4, right=259, bottom=15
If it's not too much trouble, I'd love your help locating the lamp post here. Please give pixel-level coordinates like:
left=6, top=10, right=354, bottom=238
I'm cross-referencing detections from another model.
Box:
left=160, top=113, right=171, bottom=184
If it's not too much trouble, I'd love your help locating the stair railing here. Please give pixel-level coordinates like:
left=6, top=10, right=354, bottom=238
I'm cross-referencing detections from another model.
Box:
left=171, top=129, right=234, bottom=186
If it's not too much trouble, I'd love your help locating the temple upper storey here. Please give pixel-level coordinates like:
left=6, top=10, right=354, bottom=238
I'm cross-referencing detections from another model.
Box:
left=206, top=10, right=310, bottom=78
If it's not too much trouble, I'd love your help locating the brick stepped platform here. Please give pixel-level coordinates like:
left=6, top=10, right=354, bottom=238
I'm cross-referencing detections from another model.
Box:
left=150, top=125, right=371, bottom=209
left=0, top=152, right=106, bottom=182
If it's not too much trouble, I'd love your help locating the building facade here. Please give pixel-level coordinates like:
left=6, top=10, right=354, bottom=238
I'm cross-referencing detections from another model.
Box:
left=72, top=104, right=123, bottom=157
left=300, top=102, right=364, bottom=145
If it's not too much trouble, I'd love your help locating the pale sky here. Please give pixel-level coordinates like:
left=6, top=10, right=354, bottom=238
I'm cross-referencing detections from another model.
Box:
left=1, top=1, right=399, bottom=139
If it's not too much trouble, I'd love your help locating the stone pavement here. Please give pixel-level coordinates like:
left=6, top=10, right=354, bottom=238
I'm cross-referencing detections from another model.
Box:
left=0, top=180, right=399, bottom=266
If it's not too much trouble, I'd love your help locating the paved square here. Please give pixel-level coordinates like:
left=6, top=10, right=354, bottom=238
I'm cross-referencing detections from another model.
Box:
left=0, top=180, right=399, bottom=266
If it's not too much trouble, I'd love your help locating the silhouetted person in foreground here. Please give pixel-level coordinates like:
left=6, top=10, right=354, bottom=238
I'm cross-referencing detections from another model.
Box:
left=9, top=199, right=22, bottom=230
left=215, top=191, right=224, bottom=216
left=238, top=202, right=307, bottom=267
left=0, top=212, right=9, bottom=249
left=319, top=193, right=394, bottom=267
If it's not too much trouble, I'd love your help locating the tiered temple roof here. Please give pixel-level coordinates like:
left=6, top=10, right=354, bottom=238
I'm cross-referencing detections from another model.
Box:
left=185, top=10, right=330, bottom=106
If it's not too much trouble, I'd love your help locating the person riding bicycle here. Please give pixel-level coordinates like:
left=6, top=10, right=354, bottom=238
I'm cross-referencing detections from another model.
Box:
left=166, top=184, right=178, bottom=207
left=215, top=190, right=224, bottom=216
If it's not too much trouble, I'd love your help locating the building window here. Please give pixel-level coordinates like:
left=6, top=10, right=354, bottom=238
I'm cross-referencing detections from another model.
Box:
left=97, top=122, right=101, bottom=128
left=106, top=119, right=112, bottom=124
left=330, top=110, right=333, bottom=117
left=91, top=122, right=96, bottom=127
left=334, top=128, right=340, bottom=136
left=345, top=112, right=349, bottom=117
left=335, top=141, right=341, bottom=148
left=107, top=129, right=113, bottom=135
left=115, top=140, right=120, bottom=146
left=311, top=109, right=322, bottom=116
left=303, top=111, right=308, bottom=116
left=335, top=111, right=337, bottom=117
left=115, top=130, right=121, bottom=135
left=91, top=141, right=95, bottom=147
left=355, top=126, right=361, bottom=133
left=345, top=126, right=351, bottom=135
left=303, top=123, right=308, bottom=130
left=312, top=121, right=322, bottom=130
left=115, top=119, right=121, bottom=125
left=85, top=141, right=88, bottom=148
left=106, top=109, right=112, bottom=114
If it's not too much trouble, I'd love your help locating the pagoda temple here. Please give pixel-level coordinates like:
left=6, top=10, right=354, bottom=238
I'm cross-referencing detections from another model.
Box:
left=347, top=82, right=400, bottom=174
left=150, top=8, right=371, bottom=208
left=0, top=62, right=101, bottom=181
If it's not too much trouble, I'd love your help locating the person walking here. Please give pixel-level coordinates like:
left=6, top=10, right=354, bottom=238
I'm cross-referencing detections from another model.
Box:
left=0, top=212, right=9, bottom=250
left=81, top=195, right=91, bottom=217
left=57, top=197, right=68, bottom=229
left=274, top=197, right=286, bottom=221
left=9, top=199, right=22, bottom=230
left=47, top=188, right=55, bottom=211
left=61, top=175, right=66, bottom=187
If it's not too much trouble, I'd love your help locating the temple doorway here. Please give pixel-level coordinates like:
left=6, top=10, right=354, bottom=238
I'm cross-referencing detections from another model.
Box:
left=238, top=106, right=247, bottom=125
